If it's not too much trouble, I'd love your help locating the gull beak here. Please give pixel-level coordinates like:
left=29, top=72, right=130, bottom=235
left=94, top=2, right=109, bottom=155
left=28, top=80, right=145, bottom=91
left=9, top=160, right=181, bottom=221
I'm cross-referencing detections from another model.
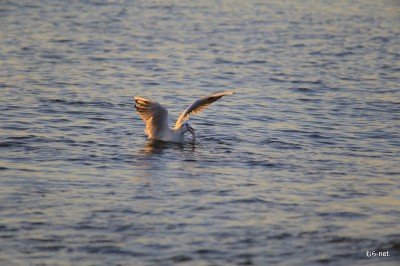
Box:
left=188, top=126, right=196, bottom=142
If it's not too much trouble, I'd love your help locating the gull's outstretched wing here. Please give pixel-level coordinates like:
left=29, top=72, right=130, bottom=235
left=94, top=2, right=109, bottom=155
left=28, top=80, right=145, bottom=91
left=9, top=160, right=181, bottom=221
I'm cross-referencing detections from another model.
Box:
left=134, top=96, right=169, bottom=139
left=175, top=91, right=234, bottom=128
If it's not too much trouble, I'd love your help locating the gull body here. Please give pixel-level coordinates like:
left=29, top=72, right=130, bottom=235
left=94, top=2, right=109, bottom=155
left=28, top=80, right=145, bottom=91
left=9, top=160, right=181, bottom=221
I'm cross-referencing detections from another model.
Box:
left=133, top=91, right=234, bottom=143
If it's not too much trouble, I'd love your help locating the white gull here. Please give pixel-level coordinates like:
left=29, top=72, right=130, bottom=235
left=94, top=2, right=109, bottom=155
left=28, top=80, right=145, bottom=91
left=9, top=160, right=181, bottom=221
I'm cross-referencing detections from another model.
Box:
left=133, top=91, right=234, bottom=143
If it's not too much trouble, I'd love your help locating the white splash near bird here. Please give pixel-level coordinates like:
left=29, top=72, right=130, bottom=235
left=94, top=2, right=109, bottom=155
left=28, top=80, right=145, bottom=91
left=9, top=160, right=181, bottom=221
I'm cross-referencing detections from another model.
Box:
left=133, top=92, right=234, bottom=143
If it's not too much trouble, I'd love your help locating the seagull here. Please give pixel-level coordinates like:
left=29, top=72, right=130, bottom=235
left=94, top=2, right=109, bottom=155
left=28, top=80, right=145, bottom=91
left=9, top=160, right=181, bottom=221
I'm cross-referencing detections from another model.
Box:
left=133, top=91, right=234, bottom=143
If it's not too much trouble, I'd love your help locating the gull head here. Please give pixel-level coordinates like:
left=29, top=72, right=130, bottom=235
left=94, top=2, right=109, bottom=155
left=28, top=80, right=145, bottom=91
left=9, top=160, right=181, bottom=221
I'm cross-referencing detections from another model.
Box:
left=181, top=122, right=196, bottom=141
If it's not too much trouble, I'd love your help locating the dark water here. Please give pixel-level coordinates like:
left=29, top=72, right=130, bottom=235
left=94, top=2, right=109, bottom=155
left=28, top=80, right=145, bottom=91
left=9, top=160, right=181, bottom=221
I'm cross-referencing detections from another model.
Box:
left=1, top=0, right=400, bottom=265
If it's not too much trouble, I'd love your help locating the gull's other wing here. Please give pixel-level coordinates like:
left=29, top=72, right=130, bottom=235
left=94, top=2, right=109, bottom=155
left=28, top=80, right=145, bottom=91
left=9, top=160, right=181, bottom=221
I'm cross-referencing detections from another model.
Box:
left=174, top=91, right=234, bottom=128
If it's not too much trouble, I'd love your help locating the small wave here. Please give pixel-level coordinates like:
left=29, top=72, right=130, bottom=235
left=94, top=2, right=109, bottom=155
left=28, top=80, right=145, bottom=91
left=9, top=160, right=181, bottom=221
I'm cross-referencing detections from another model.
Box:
left=318, top=211, right=368, bottom=219
left=168, top=255, right=193, bottom=263
left=0, top=135, right=51, bottom=148
left=81, top=245, right=146, bottom=256
left=370, top=36, right=390, bottom=43
left=261, top=138, right=303, bottom=150
left=195, top=249, right=224, bottom=255
left=40, top=98, right=115, bottom=107
left=292, top=87, right=312, bottom=92
left=326, top=236, right=363, bottom=243
left=308, top=133, right=331, bottom=139
left=229, top=197, right=268, bottom=204
left=35, top=245, right=65, bottom=252
left=291, top=79, right=323, bottom=85
left=270, top=77, right=287, bottom=83
left=0, top=141, right=24, bottom=147
left=39, top=53, right=64, bottom=60
left=214, top=58, right=243, bottom=65
left=51, top=39, right=73, bottom=43
left=88, top=57, right=108, bottom=61
left=267, top=232, right=292, bottom=240
left=247, top=159, right=275, bottom=167
left=247, top=60, right=267, bottom=64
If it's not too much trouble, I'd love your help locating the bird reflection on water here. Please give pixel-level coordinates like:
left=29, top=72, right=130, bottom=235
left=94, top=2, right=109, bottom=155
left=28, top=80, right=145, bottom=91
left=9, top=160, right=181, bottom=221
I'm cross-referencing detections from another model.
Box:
left=140, top=139, right=195, bottom=157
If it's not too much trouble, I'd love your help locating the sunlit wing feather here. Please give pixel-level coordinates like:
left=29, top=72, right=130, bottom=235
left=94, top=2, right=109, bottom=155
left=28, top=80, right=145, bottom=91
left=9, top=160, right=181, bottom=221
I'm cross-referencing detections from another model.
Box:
left=133, top=96, right=169, bottom=138
left=174, top=91, right=234, bottom=128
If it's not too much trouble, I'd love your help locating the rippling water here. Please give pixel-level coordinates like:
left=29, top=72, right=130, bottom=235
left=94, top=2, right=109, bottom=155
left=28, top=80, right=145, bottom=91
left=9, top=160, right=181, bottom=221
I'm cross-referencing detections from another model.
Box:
left=1, top=0, right=400, bottom=265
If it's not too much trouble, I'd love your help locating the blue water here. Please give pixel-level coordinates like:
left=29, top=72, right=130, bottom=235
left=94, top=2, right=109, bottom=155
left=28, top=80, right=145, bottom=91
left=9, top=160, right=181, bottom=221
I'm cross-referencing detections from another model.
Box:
left=1, top=0, right=400, bottom=265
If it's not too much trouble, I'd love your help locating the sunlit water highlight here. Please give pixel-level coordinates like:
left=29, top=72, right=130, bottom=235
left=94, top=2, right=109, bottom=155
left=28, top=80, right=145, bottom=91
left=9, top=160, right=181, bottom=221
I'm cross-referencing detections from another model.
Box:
left=1, top=0, right=399, bottom=265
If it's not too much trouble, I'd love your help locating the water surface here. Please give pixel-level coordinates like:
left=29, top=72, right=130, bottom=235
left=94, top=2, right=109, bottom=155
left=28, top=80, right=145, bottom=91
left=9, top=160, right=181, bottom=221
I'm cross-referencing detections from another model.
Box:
left=1, top=0, right=400, bottom=265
